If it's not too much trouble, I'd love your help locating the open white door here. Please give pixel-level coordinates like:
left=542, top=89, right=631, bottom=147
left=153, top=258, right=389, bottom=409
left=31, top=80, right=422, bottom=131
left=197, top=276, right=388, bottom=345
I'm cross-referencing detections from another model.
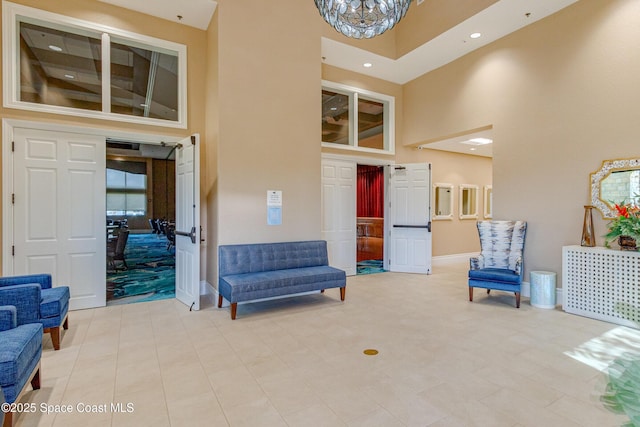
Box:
left=174, top=135, right=201, bottom=310
left=321, top=158, right=356, bottom=275
left=388, top=163, right=432, bottom=274
left=10, top=127, right=106, bottom=309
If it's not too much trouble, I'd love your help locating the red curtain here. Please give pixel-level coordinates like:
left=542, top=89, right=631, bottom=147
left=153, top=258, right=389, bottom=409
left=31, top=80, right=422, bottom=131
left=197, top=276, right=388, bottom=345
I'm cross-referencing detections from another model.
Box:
left=357, top=165, right=384, bottom=217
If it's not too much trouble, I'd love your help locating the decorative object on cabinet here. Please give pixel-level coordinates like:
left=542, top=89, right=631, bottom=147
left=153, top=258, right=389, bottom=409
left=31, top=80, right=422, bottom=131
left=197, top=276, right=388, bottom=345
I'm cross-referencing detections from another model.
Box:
left=581, top=205, right=596, bottom=247
left=604, top=201, right=640, bottom=249
left=459, top=184, right=478, bottom=220
left=562, top=245, right=640, bottom=329
left=433, top=183, right=453, bottom=220
left=590, top=157, right=640, bottom=219
left=483, top=185, right=493, bottom=219
left=618, top=235, right=637, bottom=251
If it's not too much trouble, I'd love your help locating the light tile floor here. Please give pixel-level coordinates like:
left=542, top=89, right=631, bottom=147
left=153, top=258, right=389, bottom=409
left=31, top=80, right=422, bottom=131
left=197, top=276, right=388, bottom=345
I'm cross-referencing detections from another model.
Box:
left=11, top=262, right=636, bottom=426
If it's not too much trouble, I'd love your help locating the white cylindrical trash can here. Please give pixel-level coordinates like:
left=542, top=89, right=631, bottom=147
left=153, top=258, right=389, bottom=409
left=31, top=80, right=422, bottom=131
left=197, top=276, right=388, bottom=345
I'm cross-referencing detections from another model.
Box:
left=530, top=271, right=556, bottom=309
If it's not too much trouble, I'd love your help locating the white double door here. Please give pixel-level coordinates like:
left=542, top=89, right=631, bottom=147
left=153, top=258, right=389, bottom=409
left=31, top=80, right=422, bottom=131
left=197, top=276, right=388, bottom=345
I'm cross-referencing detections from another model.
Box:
left=321, top=158, right=432, bottom=275
left=7, top=126, right=200, bottom=310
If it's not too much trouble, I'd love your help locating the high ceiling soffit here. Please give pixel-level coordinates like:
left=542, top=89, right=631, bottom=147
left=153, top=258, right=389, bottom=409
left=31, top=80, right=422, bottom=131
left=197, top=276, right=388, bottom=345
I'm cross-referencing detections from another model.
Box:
left=98, top=0, right=577, bottom=84
left=322, top=0, right=578, bottom=84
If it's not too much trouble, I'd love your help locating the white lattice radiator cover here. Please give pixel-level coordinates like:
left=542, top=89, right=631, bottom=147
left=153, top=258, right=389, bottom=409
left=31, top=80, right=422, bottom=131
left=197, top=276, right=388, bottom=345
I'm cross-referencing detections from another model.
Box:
left=563, top=245, right=640, bottom=329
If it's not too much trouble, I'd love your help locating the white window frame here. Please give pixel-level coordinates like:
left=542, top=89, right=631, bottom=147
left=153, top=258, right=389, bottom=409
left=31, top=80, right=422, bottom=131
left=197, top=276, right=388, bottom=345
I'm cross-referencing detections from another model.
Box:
left=2, top=1, right=188, bottom=129
left=106, top=169, right=148, bottom=217
left=322, top=80, right=395, bottom=155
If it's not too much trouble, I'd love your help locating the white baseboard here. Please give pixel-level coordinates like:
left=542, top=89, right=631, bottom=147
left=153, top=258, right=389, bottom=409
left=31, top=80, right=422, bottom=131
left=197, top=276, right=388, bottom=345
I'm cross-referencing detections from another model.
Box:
left=432, top=252, right=477, bottom=266
left=200, top=280, right=215, bottom=295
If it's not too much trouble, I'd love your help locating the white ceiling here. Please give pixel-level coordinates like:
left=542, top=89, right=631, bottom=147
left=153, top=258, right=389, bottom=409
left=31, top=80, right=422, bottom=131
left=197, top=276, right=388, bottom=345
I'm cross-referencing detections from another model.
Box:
left=418, top=128, right=494, bottom=158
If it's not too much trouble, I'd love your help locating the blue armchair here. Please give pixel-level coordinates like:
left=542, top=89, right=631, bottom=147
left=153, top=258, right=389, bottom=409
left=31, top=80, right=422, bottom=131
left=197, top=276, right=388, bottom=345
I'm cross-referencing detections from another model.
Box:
left=0, top=274, right=69, bottom=350
left=468, top=220, right=527, bottom=308
left=0, top=301, right=42, bottom=427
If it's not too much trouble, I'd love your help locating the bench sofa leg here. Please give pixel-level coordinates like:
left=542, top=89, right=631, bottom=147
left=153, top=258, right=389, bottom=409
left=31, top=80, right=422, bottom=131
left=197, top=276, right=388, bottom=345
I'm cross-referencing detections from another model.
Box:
left=3, top=410, right=12, bottom=427
left=340, top=287, right=345, bottom=301
left=230, top=303, right=237, bottom=320
left=469, top=287, right=473, bottom=301
left=217, top=294, right=223, bottom=308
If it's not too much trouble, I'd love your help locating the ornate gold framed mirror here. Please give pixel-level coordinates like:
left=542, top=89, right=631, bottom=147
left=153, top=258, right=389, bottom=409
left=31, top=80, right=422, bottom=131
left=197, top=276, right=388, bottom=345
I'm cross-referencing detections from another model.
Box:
left=590, top=158, right=640, bottom=219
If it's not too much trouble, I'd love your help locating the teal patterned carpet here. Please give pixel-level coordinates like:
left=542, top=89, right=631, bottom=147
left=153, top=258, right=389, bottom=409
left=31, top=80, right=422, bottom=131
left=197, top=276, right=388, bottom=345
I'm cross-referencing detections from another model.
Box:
left=107, top=233, right=175, bottom=305
left=357, top=259, right=385, bottom=275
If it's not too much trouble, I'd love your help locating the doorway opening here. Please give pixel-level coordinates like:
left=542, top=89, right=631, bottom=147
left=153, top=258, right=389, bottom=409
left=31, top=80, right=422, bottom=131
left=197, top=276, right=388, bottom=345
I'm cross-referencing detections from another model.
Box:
left=105, top=140, right=177, bottom=305
left=356, top=164, right=385, bottom=275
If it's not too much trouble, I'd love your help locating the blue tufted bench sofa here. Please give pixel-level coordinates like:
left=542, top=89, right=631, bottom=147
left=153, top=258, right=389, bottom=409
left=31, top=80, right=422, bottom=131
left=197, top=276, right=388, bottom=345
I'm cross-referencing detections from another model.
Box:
left=218, top=240, right=346, bottom=319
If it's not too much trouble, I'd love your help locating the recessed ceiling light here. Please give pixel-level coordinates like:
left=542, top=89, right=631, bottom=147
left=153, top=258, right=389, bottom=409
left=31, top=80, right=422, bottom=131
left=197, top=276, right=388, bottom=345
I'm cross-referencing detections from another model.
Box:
left=461, top=137, right=493, bottom=146
left=470, top=33, right=482, bottom=39
left=48, top=44, right=62, bottom=52
left=470, top=137, right=492, bottom=144
left=470, top=148, right=477, bottom=151
left=363, top=62, right=373, bottom=68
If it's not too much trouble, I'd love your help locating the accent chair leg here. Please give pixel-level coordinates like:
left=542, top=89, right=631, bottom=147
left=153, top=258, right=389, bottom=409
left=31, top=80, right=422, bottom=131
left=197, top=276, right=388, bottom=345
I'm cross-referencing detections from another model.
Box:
left=515, top=292, right=521, bottom=308
left=469, top=287, right=473, bottom=302
left=340, top=287, right=346, bottom=301
left=217, top=294, right=223, bottom=308
left=31, top=368, right=41, bottom=390
left=320, top=289, right=325, bottom=293
left=3, top=411, right=12, bottom=427
left=487, top=289, right=491, bottom=294
left=63, top=316, right=69, bottom=330
left=50, top=326, right=61, bottom=350
left=230, top=303, right=237, bottom=320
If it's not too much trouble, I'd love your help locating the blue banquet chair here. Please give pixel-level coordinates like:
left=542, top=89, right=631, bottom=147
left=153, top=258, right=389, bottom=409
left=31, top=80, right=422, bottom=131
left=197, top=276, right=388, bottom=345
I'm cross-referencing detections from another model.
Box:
left=0, top=295, right=43, bottom=427
left=468, top=220, right=527, bottom=308
left=0, top=274, right=69, bottom=350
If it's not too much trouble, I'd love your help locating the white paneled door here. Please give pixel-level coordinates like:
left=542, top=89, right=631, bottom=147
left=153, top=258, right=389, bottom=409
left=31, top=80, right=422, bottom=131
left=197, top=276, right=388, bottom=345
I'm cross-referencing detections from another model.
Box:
left=12, top=128, right=106, bottom=309
left=321, top=158, right=356, bottom=276
left=389, top=163, right=432, bottom=274
left=174, top=135, right=201, bottom=310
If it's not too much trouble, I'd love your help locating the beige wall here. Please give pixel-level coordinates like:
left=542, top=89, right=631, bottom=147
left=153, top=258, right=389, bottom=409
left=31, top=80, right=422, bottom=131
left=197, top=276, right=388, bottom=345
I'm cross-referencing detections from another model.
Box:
left=403, top=0, right=640, bottom=281
left=203, top=12, right=219, bottom=287
left=215, top=0, right=322, bottom=245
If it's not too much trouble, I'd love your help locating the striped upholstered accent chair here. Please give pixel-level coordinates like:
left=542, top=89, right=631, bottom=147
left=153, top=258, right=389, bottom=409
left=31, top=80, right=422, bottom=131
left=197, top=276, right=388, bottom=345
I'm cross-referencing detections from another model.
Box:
left=468, top=220, right=527, bottom=308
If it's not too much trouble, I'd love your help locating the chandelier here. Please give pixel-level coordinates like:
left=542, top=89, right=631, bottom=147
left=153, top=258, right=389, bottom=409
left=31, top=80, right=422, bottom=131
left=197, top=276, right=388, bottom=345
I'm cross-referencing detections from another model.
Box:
left=315, top=0, right=412, bottom=39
